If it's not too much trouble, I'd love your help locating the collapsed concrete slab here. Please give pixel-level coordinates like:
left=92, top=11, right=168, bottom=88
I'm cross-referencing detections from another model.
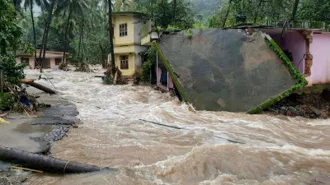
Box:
left=153, top=29, right=307, bottom=113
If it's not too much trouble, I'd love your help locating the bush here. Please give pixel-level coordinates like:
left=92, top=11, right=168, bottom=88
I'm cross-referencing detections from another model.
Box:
left=0, top=54, right=27, bottom=85
left=0, top=93, right=14, bottom=111
left=186, top=29, right=193, bottom=39
left=141, top=60, right=153, bottom=82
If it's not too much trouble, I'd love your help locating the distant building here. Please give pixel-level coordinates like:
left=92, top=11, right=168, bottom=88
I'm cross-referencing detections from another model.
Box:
left=16, top=50, right=66, bottom=69
left=112, top=12, right=148, bottom=77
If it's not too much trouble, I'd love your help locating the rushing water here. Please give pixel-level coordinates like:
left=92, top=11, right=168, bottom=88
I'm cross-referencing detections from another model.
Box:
left=25, top=69, right=330, bottom=185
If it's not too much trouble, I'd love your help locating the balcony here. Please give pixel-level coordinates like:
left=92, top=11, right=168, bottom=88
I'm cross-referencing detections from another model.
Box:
left=140, top=20, right=160, bottom=46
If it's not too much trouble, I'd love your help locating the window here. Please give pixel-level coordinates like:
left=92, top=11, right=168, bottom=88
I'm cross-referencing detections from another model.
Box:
left=42, top=58, right=51, bottom=69
left=119, top=23, right=127, bottom=37
left=21, top=57, right=29, bottom=64
left=120, top=55, right=129, bottom=69
left=55, top=58, right=62, bottom=65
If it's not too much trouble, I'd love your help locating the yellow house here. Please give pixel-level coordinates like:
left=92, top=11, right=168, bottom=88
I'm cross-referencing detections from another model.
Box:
left=112, top=12, right=148, bottom=76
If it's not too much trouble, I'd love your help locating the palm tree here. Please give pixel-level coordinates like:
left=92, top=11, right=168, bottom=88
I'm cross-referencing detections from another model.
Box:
left=23, top=0, right=43, bottom=66
left=13, top=0, right=22, bottom=9
left=108, top=0, right=115, bottom=78
left=113, top=0, right=134, bottom=11
left=173, top=0, right=177, bottom=24
left=38, top=0, right=58, bottom=72
left=291, top=0, right=300, bottom=23
left=57, top=0, right=89, bottom=68
left=222, top=0, right=233, bottom=28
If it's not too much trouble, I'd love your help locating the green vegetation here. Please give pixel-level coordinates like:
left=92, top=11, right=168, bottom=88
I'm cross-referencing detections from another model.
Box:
left=140, top=46, right=157, bottom=83
left=141, top=60, right=152, bottom=82
left=190, top=0, right=224, bottom=23
left=9, top=0, right=328, bottom=70
left=186, top=29, right=193, bottom=39
left=208, top=0, right=330, bottom=30
left=0, top=93, right=14, bottom=111
left=0, top=0, right=27, bottom=85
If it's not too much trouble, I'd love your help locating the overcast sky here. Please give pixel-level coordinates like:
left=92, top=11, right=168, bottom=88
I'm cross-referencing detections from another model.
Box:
left=33, top=6, right=41, bottom=14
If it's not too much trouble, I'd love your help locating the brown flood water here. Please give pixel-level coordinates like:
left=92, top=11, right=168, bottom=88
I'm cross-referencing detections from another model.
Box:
left=25, top=70, right=330, bottom=185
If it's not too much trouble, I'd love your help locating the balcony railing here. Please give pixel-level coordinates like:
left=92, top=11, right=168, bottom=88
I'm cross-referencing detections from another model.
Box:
left=264, top=20, right=330, bottom=32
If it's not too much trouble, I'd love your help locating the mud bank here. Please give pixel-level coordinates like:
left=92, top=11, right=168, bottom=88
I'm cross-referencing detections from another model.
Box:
left=0, top=87, right=80, bottom=184
left=266, top=90, right=330, bottom=119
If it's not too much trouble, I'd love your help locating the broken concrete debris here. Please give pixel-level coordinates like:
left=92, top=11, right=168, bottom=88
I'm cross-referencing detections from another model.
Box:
left=153, top=29, right=307, bottom=113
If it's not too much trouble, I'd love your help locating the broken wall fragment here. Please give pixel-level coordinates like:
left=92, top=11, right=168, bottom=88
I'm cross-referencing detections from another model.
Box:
left=153, top=29, right=307, bottom=113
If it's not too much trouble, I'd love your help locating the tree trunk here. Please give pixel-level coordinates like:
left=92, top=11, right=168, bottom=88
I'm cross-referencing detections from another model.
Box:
left=62, top=5, right=73, bottom=66
left=39, top=0, right=57, bottom=73
left=21, top=81, right=56, bottom=94
left=99, top=43, right=105, bottom=68
left=291, top=0, right=300, bottom=23
left=0, top=145, right=106, bottom=174
left=173, top=0, right=177, bottom=25
left=254, top=0, right=264, bottom=23
left=222, top=0, right=232, bottom=28
left=30, top=0, right=37, bottom=65
left=37, top=29, right=47, bottom=69
left=0, top=41, right=6, bottom=55
left=108, top=0, right=116, bottom=78
left=78, top=22, right=84, bottom=61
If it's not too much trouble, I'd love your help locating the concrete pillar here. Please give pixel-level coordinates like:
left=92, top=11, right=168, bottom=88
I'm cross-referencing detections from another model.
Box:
left=29, top=57, right=35, bottom=69
left=298, top=30, right=313, bottom=77
left=167, top=72, right=174, bottom=89
left=156, top=51, right=159, bottom=86
left=50, top=57, right=56, bottom=69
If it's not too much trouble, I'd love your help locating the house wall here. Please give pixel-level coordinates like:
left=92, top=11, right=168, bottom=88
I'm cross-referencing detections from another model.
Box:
left=16, top=57, right=35, bottom=69
left=133, top=15, right=143, bottom=44
left=115, top=54, right=135, bottom=76
left=266, top=30, right=306, bottom=73
left=16, top=56, right=60, bottom=69
left=113, top=14, right=136, bottom=46
left=307, top=33, right=330, bottom=85
left=112, top=14, right=147, bottom=76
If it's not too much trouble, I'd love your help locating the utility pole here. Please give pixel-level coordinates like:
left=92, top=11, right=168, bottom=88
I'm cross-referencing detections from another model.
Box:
left=108, top=0, right=116, bottom=80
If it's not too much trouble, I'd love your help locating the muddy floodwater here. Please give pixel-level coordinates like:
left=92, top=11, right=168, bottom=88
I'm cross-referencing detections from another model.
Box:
left=25, top=70, right=330, bottom=185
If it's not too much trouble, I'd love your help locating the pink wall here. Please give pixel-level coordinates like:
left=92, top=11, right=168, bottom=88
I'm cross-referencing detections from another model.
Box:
left=266, top=30, right=306, bottom=73
left=167, top=72, right=174, bottom=89
left=307, top=33, right=330, bottom=85
left=283, top=31, right=306, bottom=73
left=156, top=67, right=174, bottom=90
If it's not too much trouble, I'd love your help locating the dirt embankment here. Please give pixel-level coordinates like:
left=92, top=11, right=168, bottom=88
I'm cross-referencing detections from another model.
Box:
left=0, top=88, right=80, bottom=184
left=266, top=89, right=330, bottom=119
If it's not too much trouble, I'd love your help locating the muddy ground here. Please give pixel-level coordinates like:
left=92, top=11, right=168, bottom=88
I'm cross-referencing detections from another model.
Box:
left=0, top=87, right=80, bottom=185
left=266, top=90, right=330, bottom=119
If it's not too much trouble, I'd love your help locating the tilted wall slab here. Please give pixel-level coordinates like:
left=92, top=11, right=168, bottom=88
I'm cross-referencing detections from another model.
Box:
left=153, top=29, right=307, bottom=113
